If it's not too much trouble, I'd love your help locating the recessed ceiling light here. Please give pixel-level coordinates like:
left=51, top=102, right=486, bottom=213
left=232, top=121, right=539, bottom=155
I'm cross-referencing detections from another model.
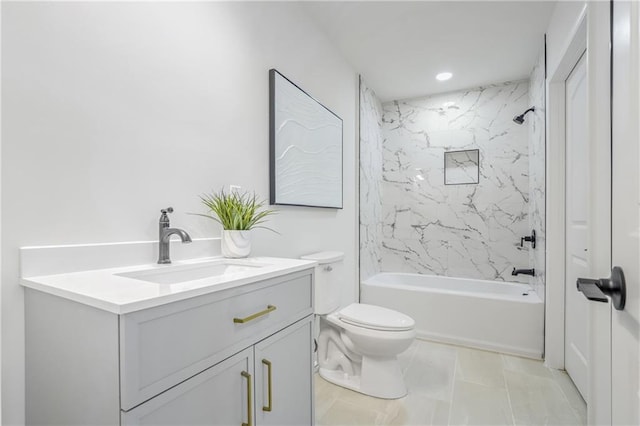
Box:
left=436, top=72, right=453, bottom=81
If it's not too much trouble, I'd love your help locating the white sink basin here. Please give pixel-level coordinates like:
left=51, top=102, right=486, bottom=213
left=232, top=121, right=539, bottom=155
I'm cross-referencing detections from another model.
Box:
left=117, top=259, right=271, bottom=285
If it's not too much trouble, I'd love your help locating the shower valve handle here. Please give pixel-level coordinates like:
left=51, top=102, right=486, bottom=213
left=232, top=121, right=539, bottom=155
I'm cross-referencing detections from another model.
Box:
left=520, top=230, right=536, bottom=249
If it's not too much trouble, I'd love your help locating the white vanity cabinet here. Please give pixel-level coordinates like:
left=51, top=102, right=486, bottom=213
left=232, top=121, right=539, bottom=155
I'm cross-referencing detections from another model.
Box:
left=123, top=317, right=313, bottom=426
left=25, top=268, right=315, bottom=426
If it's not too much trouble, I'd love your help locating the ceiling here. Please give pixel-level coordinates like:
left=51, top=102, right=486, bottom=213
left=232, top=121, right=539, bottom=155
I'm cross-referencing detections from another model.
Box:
left=302, top=1, right=556, bottom=102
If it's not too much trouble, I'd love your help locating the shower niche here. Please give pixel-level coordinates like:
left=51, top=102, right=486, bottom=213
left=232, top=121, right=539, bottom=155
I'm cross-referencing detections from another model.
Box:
left=444, top=149, right=480, bottom=185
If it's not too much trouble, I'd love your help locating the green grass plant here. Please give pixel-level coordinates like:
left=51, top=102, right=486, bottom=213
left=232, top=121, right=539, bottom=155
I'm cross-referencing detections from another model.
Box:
left=195, top=189, right=276, bottom=231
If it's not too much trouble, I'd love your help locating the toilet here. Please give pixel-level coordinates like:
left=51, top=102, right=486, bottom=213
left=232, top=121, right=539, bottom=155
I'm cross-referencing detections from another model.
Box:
left=301, top=251, right=416, bottom=399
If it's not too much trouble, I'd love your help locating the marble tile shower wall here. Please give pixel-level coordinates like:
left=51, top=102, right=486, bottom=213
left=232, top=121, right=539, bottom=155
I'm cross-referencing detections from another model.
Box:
left=380, top=82, right=531, bottom=283
left=528, top=50, right=546, bottom=299
left=359, top=78, right=385, bottom=280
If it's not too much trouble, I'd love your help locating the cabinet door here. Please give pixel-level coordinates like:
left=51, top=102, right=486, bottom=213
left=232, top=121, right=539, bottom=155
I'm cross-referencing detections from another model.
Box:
left=122, top=347, right=254, bottom=426
left=255, top=316, right=314, bottom=426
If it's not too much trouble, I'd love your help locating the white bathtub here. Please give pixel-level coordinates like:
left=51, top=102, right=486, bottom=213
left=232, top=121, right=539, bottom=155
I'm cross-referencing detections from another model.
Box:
left=361, top=273, right=544, bottom=359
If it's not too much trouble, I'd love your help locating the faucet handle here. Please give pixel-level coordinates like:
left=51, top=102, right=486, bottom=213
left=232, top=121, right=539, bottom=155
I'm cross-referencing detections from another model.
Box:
left=159, top=207, right=173, bottom=225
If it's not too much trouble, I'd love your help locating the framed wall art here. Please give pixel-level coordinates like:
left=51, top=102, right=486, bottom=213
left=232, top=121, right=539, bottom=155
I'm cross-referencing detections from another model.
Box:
left=269, top=69, right=343, bottom=208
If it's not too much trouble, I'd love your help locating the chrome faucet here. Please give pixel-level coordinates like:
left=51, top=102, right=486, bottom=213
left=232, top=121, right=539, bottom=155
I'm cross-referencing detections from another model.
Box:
left=158, top=207, right=192, bottom=264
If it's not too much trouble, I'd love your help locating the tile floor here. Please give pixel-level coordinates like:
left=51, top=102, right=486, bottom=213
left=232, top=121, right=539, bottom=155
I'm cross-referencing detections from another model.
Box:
left=315, top=339, right=586, bottom=425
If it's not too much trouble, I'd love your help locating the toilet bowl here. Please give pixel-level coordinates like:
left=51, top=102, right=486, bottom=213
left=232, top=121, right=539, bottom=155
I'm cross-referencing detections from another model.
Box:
left=319, top=303, right=416, bottom=399
left=300, top=251, right=416, bottom=399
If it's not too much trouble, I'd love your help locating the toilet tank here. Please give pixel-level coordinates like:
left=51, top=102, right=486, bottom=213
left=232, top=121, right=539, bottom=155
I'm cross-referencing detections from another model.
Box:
left=300, top=251, right=344, bottom=315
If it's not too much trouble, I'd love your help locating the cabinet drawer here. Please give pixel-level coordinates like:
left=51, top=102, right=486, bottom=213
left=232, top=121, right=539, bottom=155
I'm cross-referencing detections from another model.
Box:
left=120, top=271, right=312, bottom=410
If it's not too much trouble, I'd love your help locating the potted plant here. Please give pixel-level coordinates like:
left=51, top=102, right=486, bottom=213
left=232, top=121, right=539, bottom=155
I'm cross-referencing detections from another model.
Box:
left=197, top=189, right=276, bottom=258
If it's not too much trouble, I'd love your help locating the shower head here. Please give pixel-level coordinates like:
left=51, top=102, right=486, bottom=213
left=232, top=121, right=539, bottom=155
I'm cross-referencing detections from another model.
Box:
left=513, top=107, right=535, bottom=125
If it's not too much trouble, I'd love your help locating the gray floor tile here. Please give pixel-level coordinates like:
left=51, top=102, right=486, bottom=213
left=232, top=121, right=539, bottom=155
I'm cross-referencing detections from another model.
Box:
left=404, top=341, right=457, bottom=402
left=449, top=380, right=514, bottom=425
left=315, top=339, right=586, bottom=426
left=456, top=346, right=506, bottom=388
left=550, top=369, right=587, bottom=424
left=505, top=369, right=582, bottom=425
left=502, top=353, right=553, bottom=378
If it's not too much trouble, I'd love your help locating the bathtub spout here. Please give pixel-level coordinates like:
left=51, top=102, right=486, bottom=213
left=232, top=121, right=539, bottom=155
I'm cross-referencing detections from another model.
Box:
left=512, top=267, right=535, bottom=276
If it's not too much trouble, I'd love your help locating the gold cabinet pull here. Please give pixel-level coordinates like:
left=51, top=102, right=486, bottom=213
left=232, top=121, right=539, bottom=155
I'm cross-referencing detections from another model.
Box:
left=262, top=359, right=273, bottom=412
left=233, top=305, right=277, bottom=324
left=241, top=371, right=252, bottom=426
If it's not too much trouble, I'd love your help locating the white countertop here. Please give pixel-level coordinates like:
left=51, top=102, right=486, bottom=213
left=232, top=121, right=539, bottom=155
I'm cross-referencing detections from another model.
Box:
left=21, top=257, right=316, bottom=314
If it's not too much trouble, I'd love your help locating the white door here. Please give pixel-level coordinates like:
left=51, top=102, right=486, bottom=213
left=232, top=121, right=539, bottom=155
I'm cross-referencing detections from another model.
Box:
left=611, top=1, right=640, bottom=423
left=564, top=52, right=590, bottom=400
left=584, top=2, right=640, bottom=423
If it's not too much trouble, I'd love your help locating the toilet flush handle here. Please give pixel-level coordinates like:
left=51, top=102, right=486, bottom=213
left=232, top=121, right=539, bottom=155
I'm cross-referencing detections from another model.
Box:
left=323, top=265, right=333, bottom=272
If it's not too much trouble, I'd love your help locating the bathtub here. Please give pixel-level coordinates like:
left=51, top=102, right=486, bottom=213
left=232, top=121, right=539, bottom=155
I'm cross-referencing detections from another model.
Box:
left=361, top=273, right=544, bottom=359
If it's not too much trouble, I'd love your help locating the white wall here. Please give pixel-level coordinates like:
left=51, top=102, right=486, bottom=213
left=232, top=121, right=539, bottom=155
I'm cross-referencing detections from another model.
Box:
left=1, top=3, right=358, bottom=424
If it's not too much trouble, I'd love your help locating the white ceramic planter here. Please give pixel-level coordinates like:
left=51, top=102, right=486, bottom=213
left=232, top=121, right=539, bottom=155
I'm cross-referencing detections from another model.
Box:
left=221, top=230, right=251, bottom=258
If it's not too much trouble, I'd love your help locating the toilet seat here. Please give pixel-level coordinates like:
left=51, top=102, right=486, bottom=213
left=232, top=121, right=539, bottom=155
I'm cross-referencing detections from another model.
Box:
left=336, top=303, right=415, bottom=331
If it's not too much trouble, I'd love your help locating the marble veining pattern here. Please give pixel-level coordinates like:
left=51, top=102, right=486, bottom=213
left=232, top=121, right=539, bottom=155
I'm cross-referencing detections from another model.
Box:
left=359, top=78, right=385, bottom=280
left=380, top=81, right=531, bottom=283
left=528, top=48, right=546, bottom=300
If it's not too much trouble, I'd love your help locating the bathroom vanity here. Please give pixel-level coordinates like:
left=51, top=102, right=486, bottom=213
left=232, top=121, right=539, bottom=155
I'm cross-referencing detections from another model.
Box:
left=21, top=250, right=315, bottom=426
